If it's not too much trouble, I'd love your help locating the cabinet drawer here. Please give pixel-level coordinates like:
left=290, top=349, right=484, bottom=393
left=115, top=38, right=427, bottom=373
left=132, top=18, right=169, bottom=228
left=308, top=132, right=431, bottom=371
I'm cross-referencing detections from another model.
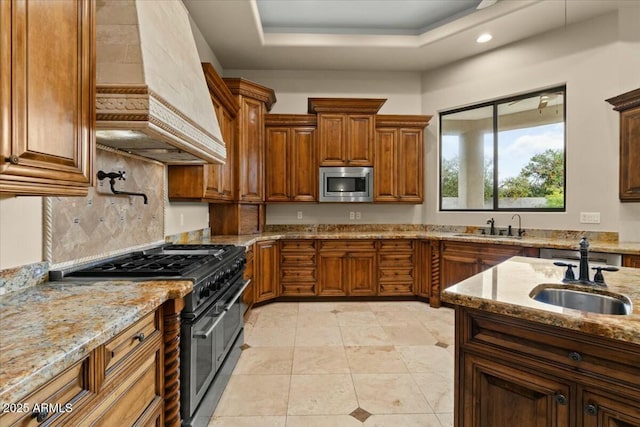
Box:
left=379, top=252, right=414, bottom=265
left=379, top=282, right=414, bottom=295
left=464, top=309, right=640, bottom=389
left=379, top=240, right=414, bottom=251
left=281, top=267, right=316, bottom=282
left=281, top=283, right=316, bottom=296
left=379, top=267, right=414, bottom=282
left=281, top=240, right=316, bottom=252
left=104, top=311, right=159, bottom=376
left=79, top=350, right=161, bottom=426
left=319, top=240, right=376, bottom=251
left=281, top=253, right=316, bottom=266
left=0, top=358, right=88, bottom=426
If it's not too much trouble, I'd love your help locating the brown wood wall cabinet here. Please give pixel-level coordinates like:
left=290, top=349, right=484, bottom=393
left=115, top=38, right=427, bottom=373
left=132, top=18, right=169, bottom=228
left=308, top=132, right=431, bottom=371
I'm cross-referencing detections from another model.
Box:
left=309, top=98, right=385, bottom=167
left=0, top=0, right=94, bottom=196
left=265, top=115, right=317, bottom=202
left=606, top=88, right=640, bottom=202
left=374, top=115, right=432, bottom=203
left=168, top=64, right=239, bottom=202
left=455, top=307, right=640, bottom=426
left=0, top=305, right=174, bottom=427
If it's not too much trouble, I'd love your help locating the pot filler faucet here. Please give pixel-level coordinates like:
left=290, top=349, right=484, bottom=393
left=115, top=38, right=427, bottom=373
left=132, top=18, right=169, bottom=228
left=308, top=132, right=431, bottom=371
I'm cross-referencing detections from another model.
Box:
left=97, top=170, right=148, bottom=204
left=553, top=237, right=618, bottom=286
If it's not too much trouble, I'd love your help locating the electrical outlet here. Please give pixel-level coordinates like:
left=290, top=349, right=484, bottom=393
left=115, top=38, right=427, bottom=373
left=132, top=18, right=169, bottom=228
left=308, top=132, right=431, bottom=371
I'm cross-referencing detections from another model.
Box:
left=579, top=212, right=601, bottom=224
left=355, top=211, right=361, bottom=220
left=349, top=211, right=355, bottom=220
left=297, top=211, right=303, bottom=219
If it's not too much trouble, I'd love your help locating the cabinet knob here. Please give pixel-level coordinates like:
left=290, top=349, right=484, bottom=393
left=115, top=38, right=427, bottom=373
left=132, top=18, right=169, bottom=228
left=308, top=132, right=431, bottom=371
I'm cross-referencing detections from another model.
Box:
left=568, top=351, right=582, bottom=362
left=133, top=332, right=145, bottom=342
left=5, top=155, right=19, bottom=165
left=555, top=394, right=568, bottom=405
left=31, top=409, right=49, bottom=422
left=584, top=404, right=598, bottom=416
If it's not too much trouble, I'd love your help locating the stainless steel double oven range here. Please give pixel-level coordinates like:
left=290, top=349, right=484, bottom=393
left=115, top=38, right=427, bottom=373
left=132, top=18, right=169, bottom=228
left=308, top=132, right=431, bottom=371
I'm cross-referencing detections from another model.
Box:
left=50, top=244, right=249, bottom=427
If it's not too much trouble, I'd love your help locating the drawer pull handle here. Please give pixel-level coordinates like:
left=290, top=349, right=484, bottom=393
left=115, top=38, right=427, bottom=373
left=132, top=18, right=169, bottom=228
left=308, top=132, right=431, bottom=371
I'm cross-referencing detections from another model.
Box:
left=133, top=332, right=145, bottom=342
left=555, top=394, right=568, bottom=405
left=568, top=351, right=582, bottom=362
left=31, top=409, right=49, bottom=422
left=584, top=404, right=598, bottom=416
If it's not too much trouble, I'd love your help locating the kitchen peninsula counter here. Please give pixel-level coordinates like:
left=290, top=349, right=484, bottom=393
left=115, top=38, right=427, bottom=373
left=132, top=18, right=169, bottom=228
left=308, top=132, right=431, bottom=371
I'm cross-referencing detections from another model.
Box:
left=441, top=256, right=640, bottom=344
left=0, top=279, right=192, bottom=406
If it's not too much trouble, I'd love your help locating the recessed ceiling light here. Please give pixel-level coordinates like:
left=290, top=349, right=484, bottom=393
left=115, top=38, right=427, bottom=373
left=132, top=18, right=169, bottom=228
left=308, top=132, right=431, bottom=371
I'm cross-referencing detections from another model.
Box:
left=476, top=33, right=492, bottom=43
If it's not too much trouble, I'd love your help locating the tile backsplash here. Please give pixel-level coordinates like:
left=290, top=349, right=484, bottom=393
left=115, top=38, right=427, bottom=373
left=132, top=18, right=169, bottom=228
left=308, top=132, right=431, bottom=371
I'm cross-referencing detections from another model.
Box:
left=45, top=147, right=164, bottom=267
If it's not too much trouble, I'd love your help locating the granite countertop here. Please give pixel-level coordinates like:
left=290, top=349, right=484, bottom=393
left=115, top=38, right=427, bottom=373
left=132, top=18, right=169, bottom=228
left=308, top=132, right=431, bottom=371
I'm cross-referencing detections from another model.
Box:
left=0, top=279, right=192, bottom=406
left=441, top=256, right=640, bottom=345
left=195, top=231, right=640, bottom=255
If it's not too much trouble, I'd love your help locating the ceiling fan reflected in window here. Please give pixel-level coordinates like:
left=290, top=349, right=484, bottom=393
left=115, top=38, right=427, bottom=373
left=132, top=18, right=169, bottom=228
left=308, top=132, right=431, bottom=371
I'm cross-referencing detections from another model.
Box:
left=507, top=93, right=563, bottom=114
left=476, top=0, right=499, bottom=10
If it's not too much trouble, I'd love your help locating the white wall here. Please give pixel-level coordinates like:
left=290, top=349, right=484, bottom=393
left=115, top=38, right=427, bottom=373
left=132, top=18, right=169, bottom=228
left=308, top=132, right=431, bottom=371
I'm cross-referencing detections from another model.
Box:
left=226, top=69, right=426, bottom=224
left=421, top=10, right=640, bottom=241
left=0, top=196, right=43, bottom=269
left=164, top=9, right=217, bottom=239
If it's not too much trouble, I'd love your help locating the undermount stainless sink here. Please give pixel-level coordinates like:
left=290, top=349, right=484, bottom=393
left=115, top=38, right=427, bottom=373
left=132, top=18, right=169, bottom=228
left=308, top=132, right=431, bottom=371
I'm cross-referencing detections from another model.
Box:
left=530, top=287, right=633, bottom=315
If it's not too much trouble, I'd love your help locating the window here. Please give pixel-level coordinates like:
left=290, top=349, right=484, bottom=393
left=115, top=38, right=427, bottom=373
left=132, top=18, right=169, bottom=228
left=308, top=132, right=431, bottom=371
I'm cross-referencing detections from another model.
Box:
left=440, top=87, right=565, bottom=211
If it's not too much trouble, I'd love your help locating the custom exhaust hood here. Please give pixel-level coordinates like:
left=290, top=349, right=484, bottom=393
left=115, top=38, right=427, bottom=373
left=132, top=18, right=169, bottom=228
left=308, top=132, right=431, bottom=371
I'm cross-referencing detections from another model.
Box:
left=95, top=0, right=225, bottom=164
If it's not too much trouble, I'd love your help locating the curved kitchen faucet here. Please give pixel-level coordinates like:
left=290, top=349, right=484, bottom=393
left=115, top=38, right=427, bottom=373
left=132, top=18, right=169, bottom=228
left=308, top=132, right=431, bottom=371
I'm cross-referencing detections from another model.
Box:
left=97, top=170, right=148, bottom=204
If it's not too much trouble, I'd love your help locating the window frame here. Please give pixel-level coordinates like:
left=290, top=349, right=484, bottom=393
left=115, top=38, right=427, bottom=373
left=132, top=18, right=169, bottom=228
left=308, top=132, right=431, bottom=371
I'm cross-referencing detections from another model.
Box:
left=438, top=86, right=567, bottom=212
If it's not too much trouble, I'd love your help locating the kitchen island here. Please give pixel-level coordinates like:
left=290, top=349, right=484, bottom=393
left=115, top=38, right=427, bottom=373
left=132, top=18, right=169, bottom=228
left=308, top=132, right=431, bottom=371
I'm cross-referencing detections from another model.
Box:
left=442, top=256, right=640, bottom=426
left=0, top=279, right=191, bottom=425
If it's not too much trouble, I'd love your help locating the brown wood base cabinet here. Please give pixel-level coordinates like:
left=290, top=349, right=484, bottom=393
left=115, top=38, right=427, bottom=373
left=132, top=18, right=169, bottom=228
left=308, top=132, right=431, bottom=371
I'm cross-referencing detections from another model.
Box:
left=242, top=245, right=255, bottom=317
left=455, top=307, right=640, bottom=427
left=0, top=304, right=176, bottom=427
left=255, top=240, right=280, bottom=303
left=378, top=239, right=415, bottom=295
left=280, top=240, right=317, bottom=296
left=318, top=240, right=377, bottom=296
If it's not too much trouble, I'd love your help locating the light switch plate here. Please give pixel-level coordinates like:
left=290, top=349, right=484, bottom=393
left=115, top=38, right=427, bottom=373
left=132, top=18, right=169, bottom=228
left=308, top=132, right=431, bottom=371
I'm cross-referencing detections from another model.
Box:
left=297, top=211, right=303, bottom=219
left=579, top=212, right=600, bottom=224
left=349, top=211, right=355, bottom=220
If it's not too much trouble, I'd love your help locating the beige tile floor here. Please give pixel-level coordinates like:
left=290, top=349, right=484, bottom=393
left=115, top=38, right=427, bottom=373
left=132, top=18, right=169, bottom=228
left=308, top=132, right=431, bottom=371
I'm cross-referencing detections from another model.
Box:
left=209, top=301, right=455, bottom=427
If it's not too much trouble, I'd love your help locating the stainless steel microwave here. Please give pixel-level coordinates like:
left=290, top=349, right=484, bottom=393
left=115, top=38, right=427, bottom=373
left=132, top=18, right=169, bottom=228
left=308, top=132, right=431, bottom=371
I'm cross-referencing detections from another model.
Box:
left=319, top=167, right=373, bottom=202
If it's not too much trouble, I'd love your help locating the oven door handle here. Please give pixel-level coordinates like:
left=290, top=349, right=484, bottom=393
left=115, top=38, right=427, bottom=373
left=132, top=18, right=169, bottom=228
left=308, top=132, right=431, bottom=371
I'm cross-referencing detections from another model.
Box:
left=224, top=279, right=251, bottom=312
left=193, top=312, right=225, bottom=339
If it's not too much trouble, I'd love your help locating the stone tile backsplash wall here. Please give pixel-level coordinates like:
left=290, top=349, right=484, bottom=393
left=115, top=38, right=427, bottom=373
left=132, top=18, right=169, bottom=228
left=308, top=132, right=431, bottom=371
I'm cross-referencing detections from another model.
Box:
left=45, top=147, right=164, bottom=267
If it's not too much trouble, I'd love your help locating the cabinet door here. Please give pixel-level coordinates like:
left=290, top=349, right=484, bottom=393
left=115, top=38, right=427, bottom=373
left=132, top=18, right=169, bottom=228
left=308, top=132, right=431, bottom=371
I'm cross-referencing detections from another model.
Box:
left=265, top=127, right=290, bottom=202
left=623, top=255, right=640, bottom=268
left=0, top=0, right=93, bottom=196
left=580, top=389, right=640, bottom=427
left=255, top=240, right=279, bottom=303
left=461, top=353, right=572, bottom=427
left=346, top=115, right=374, bottom=166
left=318, top=252, right=347, bottom=296
left=374, top=128, right=397, bottom=201
left=290, top=127, right=317, bottom=201
left=396, top=128, right=423, bottom=202
left=318, top=114, right=347, bottom=166
left=619, top=106, right=640, bottom=202
left=441, top=252, right=479, bottom=288
left=238, top=97, right=264, bottom=202
left=346, top=252, right=377, bottom=296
